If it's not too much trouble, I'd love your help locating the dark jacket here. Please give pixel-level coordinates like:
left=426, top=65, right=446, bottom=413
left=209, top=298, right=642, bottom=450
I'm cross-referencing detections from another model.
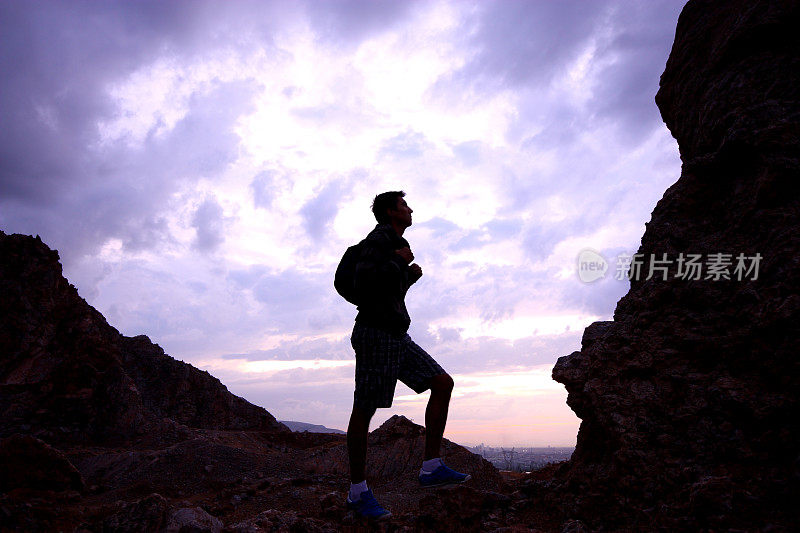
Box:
left=354, top=224, right=414, bottom=335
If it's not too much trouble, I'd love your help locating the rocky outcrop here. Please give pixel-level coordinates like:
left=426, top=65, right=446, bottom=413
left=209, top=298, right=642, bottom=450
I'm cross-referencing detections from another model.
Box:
left=120, top=335, right=279, bottom=432
left=303, top=415, right=502, bottom=490
left=0, top=231, right=287, bottom=447
left=0, top=434, right=84, bottom=493
left=551, top=0, right=800, bottom=530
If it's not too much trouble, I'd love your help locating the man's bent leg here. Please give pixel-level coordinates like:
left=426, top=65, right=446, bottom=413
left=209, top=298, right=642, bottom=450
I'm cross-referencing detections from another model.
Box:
left=419, top=373, right=470, bottom=488
left=347, top=405, right=376, bottom=483
left=424, top=373, right=454, bottom=460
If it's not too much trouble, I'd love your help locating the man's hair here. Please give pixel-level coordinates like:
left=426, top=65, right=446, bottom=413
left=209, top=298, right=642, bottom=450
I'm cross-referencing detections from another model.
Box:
left=371, top=190, right=405, bottom=224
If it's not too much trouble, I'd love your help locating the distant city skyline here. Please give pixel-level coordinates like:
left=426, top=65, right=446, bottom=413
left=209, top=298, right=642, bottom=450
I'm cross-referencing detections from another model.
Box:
left=0, top=1, right=686, bottom=447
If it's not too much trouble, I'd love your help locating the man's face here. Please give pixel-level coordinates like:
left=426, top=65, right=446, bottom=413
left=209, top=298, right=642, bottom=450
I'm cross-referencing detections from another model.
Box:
left=388, top=196, right=413, bottom=227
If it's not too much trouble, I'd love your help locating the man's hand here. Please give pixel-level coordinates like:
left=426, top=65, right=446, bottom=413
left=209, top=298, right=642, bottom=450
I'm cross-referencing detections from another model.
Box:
left=395, top=247, right=414, bottom=264
left=409, top=263, right=423, bottom=284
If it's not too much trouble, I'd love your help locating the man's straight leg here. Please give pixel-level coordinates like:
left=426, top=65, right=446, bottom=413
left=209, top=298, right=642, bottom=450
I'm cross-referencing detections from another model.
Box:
left=346, top=403, right=391, bottom=519
left=349, top=324, right=401, bottom=484
left=347, top=405, right=375, bottom=484
left=346, top=322, right=395, bottom=519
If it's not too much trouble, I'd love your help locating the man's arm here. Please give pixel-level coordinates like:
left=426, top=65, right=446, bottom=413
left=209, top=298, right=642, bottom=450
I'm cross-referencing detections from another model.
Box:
left=396, top=247, right=423, bottom=286
left=408, top=263, right=422, bottom=285
left=354, top=237, right=409, bottom=296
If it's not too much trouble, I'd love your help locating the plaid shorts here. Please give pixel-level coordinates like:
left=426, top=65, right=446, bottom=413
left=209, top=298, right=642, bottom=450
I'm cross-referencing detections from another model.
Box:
left=351, top=322, right=446, bottom=410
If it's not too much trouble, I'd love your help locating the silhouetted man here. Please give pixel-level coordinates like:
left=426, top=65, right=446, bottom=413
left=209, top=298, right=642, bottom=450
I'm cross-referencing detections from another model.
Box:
left=345, top=191, right=470, bottom=520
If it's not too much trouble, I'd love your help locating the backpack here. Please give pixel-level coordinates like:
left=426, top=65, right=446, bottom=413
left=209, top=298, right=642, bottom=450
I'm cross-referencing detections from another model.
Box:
left=334, top=240, right=366, bottom=305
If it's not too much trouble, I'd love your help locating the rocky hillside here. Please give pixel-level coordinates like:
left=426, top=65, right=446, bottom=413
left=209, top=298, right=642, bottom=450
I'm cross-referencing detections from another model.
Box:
left=0, top=230, right=287, bottom=447
left=0, top=231, right=529, bottom=531
left=551, top=0, right=800, bottom=530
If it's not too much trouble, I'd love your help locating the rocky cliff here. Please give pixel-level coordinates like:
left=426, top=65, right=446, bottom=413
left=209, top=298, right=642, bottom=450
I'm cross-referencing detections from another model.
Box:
left=0, top=231, right=287, bottom=447
left=551, top=0, right=800, bottom=530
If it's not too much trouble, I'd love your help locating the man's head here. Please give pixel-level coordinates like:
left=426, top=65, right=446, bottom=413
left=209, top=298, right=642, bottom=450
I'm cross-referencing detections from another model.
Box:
left=372, top=190, right=412, bottom=228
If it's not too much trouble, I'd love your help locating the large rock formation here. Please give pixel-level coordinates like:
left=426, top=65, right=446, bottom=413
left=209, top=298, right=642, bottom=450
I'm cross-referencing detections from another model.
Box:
left=552, top=0, right=799, bottom=530
left=0, top=231, right=287, bottom=447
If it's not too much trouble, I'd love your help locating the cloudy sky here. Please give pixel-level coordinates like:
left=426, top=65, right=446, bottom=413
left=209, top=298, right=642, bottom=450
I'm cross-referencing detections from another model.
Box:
left=1, top=0, right=685, bottom=446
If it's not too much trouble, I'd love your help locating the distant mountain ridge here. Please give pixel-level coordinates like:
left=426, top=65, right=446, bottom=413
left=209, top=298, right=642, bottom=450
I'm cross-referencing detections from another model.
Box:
left=279, top=421, right=345, bottom=434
